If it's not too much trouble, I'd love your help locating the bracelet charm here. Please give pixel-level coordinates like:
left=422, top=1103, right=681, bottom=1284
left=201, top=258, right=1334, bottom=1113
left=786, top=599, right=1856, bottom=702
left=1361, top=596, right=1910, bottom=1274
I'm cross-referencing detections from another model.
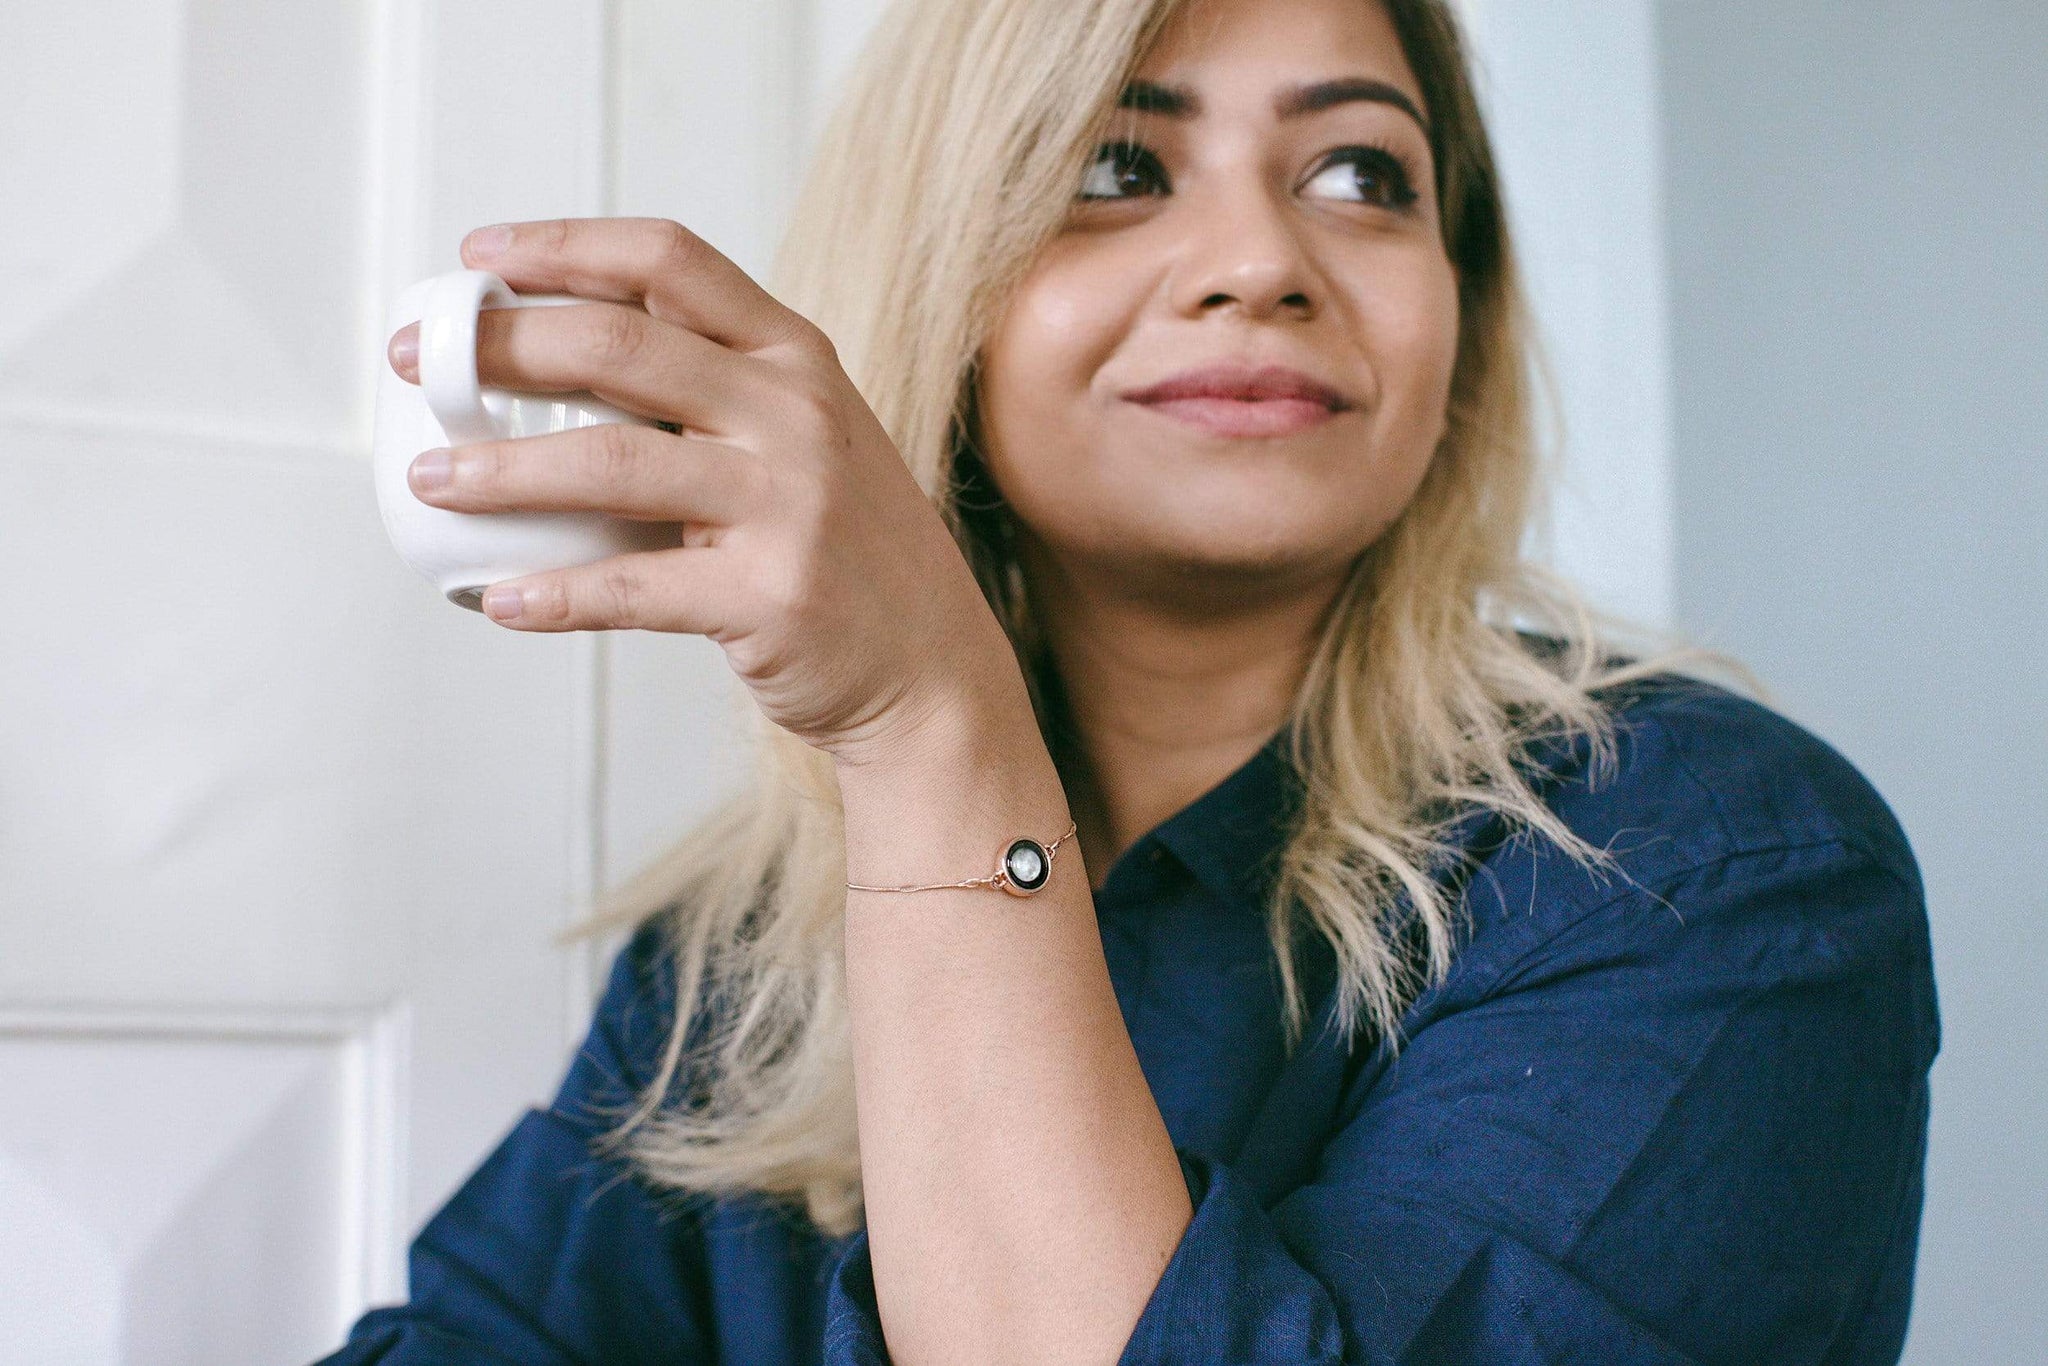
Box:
left=999, top=837, right=1053, bottom=895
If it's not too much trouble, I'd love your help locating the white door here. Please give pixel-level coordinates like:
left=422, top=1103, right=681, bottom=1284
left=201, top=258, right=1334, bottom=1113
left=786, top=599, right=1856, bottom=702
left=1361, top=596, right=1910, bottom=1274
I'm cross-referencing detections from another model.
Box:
left=0, top=1, right=791, bottom=1360
left=0, top=0, right=1662, bottom=1360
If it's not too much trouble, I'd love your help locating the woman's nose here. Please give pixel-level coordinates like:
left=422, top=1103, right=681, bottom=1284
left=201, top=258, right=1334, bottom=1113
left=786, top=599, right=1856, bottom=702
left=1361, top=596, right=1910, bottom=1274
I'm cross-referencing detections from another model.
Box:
left=1168, top=183, right=1320, bottom=321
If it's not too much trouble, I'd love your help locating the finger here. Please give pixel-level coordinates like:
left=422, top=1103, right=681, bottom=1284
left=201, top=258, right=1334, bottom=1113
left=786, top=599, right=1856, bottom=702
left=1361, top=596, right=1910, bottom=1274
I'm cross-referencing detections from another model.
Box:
left=407, top=422, right=761, bottom=524
left=459, top=217, right=818, bottom=356
left=478, top=544, right=743, bottom=636
left=464, top=301, right=783, bottom=437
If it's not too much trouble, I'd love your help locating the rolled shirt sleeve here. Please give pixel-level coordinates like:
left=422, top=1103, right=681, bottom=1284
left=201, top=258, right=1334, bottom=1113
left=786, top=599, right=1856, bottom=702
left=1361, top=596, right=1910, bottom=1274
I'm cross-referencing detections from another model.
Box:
left=822, top=837, right=1939, bottom=1364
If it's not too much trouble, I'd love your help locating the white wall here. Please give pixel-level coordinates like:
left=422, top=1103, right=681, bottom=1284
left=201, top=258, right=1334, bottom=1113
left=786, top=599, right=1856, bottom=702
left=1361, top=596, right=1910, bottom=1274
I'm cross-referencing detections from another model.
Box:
left=1460, top=0, right=1676, bottom=630
left=1657, top=4, right=2048, bottom=1360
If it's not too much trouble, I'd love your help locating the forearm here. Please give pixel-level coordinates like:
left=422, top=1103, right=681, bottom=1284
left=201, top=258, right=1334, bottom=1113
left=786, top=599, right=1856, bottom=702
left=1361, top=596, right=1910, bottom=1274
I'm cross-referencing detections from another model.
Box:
left=834, top=666, right=1194, bottom=1365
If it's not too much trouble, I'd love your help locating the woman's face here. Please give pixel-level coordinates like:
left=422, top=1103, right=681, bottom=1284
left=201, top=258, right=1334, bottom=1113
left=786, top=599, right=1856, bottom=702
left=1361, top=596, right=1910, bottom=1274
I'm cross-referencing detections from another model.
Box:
left=977, top=0, right=1460, bottom=608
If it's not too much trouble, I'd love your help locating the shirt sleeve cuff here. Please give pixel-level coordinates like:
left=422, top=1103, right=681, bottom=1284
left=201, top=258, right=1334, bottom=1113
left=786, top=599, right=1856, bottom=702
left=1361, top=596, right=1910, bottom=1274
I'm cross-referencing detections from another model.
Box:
left=1118, top=1146, right=1349, bottom=1363
left=818, top=1146, right=1348, bottom=1366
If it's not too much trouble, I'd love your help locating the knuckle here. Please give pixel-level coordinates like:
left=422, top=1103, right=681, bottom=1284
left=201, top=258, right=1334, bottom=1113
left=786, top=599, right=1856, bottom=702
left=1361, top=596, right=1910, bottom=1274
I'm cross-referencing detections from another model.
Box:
left=524, top=577, right=573, bottom=625
left=787, top=314, right=839, bottom=365
left=786, top=378, right=840, bottom=437
left=654, top=218, right=705, bottom=271
left=457, top=442, right=511, bottom=496
left=600, top=564, right=644, bottom=624
left=726, top=446, right=771, bottom=505
left=580, top=306, right=641, bottom=367
left=583, top=422, right=641, bottom=490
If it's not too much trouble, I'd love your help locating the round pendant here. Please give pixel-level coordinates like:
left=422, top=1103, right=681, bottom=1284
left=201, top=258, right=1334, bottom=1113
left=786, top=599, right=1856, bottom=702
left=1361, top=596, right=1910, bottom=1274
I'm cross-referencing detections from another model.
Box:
left=999, top=837, right=1051, bottom=896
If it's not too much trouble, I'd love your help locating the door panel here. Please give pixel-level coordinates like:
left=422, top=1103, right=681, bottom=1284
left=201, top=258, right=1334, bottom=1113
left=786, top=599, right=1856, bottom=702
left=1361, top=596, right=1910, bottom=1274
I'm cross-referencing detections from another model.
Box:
left=0, top=0, right=620, bottom=1359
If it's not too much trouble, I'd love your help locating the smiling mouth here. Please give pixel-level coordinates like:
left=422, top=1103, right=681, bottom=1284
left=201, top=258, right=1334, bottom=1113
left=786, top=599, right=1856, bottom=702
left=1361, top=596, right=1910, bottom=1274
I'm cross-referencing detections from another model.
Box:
left=1128, top=395, right=1348, bottom=439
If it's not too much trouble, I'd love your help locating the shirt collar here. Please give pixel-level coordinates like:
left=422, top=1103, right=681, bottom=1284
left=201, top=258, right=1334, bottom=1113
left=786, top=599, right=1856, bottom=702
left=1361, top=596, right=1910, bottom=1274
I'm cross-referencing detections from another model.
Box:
left=1133, top=720, right=1305, bottom=908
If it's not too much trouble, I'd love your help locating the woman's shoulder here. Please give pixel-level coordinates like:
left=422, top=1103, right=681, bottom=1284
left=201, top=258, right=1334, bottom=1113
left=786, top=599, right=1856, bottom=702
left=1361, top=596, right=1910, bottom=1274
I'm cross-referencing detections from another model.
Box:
left=551, top=920, right=690, bottom=1129
left=1560, top=664, right=1919, bottom=890
left=1440, top=648, right=1932, bottom=1014
left=1423, top=655, right=1939, bottom=1070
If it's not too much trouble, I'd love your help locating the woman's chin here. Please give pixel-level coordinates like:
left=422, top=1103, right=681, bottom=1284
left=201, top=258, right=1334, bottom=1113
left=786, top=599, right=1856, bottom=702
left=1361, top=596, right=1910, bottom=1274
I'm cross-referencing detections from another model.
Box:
left=1105, top=454, right=1363, bottom=538
left=1064, top=513, right=1359, bottom=597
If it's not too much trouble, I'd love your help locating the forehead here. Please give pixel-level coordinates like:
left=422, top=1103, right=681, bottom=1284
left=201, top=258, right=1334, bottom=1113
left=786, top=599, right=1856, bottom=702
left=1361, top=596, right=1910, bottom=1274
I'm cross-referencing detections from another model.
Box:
left=1135, top=0, right=1420, bottom=107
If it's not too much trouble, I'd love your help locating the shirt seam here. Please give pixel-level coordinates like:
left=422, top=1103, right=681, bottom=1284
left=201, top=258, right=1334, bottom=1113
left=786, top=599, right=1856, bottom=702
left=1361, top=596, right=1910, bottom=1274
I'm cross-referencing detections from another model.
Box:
left=1460, top=834, right=1909, bottom=1008
left=1636, top=701, right=1916, bottom=888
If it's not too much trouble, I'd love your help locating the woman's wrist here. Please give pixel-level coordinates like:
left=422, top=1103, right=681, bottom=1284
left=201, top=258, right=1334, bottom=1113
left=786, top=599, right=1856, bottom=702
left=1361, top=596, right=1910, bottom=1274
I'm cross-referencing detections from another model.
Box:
left=830, top=642, right=1041, bottom=781
left=832, top=663, right=1077, bottom=895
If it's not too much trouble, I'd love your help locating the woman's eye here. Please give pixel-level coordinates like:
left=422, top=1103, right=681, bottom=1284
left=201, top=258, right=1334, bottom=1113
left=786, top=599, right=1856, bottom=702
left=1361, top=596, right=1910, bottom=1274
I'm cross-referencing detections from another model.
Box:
left=1302, top=146, right=1420, bottom=211
left=1077, top=142, right=1167, bottom=200
left=1077, top=141, right=1422, bottom=211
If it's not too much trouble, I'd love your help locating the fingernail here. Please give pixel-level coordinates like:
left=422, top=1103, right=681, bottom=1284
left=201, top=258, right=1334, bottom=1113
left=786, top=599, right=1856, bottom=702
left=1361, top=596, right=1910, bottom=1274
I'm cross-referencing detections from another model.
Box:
left=466, top=224, right=513, bottom=261
left=389, top=326, right=418, bottom=374
left=482, top=586, right=524, bottom=619
left=410, top=448, right=452, bottom=490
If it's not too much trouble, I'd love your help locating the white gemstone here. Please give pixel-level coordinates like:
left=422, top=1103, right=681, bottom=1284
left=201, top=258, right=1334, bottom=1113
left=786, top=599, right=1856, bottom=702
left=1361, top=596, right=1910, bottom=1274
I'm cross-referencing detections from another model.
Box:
left=1008, top=844, right=1045, bottom=884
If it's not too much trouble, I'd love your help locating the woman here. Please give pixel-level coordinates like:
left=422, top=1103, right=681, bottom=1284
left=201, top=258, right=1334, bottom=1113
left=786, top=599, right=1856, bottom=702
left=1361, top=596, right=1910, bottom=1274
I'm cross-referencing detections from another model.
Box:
left=324, top=0, right=1938, bottom=1361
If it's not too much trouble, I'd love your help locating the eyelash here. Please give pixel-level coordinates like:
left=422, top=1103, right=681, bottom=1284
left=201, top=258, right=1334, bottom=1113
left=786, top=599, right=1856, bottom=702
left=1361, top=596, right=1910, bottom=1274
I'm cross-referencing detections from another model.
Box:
left=1077, top=140, right=1422, bottom=212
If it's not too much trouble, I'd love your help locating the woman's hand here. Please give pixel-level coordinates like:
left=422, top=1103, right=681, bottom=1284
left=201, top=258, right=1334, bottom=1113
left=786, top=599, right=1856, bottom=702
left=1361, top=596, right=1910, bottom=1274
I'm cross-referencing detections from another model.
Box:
left=386, top=217, right=1019, bottom=768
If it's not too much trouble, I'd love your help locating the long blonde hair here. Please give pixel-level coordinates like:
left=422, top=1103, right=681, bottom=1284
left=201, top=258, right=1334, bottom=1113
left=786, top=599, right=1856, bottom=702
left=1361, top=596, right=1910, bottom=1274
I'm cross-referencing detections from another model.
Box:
left=583, top=0, right=1752, bottom=1239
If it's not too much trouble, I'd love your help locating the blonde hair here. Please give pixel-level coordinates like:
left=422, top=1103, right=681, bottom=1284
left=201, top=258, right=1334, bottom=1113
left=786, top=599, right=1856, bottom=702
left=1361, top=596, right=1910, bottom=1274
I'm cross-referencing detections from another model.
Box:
left=582, top=0, right=1756, bottom=1239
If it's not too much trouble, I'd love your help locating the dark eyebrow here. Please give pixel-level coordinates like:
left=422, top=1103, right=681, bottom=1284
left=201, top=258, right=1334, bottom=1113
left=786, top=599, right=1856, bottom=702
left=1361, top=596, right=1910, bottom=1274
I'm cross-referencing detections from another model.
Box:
left=1118, top=76, right=1432, bottom=140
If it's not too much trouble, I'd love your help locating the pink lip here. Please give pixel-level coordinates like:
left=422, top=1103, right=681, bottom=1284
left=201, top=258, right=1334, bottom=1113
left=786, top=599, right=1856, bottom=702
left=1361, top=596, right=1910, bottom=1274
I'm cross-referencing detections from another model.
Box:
left=1121, top=363, right=1355, bottom=438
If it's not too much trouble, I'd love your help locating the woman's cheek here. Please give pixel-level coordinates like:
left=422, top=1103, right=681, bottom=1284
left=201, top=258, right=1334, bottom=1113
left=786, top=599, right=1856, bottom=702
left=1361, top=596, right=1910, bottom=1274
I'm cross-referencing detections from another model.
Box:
left=1370, top=262, right=1461, bottom=436
left=1031, top=272, right=1131, bottom=390
left=990, top=268, right=1117, bottom=406
left=1039, top=274, right=1102, bottom=339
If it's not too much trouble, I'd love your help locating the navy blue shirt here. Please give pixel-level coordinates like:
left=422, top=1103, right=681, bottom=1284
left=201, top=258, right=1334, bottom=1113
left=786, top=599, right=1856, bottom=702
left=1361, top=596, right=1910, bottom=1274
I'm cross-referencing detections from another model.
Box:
left=315, top=669, right=1939, bottom=1364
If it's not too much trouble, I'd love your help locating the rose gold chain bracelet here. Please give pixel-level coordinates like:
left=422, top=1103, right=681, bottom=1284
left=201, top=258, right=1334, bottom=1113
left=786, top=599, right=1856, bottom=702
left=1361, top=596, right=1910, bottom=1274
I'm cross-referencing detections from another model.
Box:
left=845, top=819, right=1079, bottom=898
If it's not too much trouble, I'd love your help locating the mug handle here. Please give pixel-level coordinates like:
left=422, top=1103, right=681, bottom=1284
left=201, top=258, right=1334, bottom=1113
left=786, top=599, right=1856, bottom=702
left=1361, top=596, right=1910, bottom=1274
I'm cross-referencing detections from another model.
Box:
left=418, top=269, right=520, bottom=445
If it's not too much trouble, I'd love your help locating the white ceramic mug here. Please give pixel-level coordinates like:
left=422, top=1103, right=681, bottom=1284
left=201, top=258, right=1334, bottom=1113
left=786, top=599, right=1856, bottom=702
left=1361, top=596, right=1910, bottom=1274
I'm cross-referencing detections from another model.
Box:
left=372, top=268, right=685, bottom=612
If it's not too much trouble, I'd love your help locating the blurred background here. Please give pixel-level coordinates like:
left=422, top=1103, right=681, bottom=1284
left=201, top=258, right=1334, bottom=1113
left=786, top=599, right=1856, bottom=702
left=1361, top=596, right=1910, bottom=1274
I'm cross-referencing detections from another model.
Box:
left=0, top=1, right=2039, bottom=1361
